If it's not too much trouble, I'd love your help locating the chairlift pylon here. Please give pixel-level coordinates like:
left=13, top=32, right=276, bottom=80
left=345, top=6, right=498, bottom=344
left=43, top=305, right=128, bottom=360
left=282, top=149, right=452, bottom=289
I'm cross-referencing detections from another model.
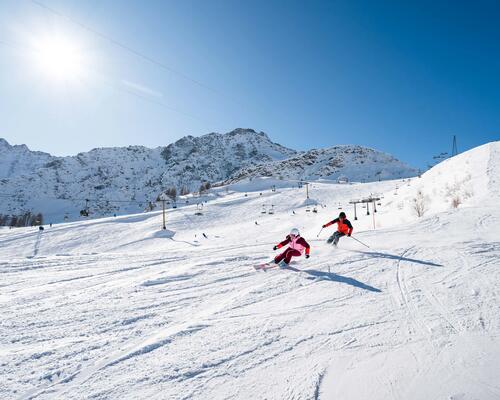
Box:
left=80, top=199, right=90, bottom=217
left=195, top=203, right=203, bottom=216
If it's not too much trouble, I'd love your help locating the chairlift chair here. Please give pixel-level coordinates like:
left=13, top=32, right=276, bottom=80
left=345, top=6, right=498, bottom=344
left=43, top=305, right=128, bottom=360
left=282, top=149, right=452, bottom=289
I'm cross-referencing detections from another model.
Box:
left=80, top=199, right=90, bottom=217
left=195, top=203, right=203, bottom=216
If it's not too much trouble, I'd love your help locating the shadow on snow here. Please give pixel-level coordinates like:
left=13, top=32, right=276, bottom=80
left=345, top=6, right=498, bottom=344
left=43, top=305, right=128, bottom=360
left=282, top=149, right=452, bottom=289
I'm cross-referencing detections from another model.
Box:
left=283, top=266, right=382, bottom=293
left=349, top=250, right=443, bottom=267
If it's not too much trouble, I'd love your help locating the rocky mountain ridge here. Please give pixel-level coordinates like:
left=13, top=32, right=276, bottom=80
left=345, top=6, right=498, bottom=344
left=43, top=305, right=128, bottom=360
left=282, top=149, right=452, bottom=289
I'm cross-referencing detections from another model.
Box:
left=0, top=129, right=417, bottom=222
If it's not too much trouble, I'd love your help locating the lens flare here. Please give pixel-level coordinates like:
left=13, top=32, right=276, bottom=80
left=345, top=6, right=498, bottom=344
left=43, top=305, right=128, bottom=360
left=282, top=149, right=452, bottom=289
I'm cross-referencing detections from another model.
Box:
left=33, top=35, right=84, bottom=82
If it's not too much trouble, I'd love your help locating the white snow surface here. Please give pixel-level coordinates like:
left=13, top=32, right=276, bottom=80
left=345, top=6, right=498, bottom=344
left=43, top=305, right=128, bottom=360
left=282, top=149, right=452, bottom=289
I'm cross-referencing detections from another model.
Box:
left=1, top=142, right=499, bottom=399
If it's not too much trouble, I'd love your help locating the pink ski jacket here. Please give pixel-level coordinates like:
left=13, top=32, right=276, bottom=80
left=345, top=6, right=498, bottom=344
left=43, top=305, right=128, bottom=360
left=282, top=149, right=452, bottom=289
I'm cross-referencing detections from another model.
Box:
left=276, top=235, right=311, bottom=255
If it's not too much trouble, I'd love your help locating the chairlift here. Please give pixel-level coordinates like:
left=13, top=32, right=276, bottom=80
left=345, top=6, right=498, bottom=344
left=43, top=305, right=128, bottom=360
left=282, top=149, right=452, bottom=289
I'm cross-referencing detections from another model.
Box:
left=268, top=205, right=275, bottom=215
left=312, top=207, right=318, bottom=213
left=306, top=205, right=311, bottom=212
left=195, top=203, right=203, bottom=216
left=80, top=199, right=90, bottom=217
left=337, top=202, right=342, bottom=210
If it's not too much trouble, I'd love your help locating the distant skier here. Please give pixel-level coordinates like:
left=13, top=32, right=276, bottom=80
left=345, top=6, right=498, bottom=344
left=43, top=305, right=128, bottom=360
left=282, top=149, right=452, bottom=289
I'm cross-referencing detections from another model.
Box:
left=322, top=212, right=353, bottom=246
left=272, top=228, right=310, bottom=268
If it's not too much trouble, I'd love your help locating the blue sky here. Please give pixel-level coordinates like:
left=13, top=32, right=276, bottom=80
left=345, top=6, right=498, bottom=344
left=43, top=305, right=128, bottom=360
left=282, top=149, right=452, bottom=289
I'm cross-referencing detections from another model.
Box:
left=0, top=0, right=499, bottom=168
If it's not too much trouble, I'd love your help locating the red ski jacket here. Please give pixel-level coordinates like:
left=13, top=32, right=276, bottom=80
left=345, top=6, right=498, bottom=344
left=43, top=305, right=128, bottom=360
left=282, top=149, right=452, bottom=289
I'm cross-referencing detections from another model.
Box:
left=276, top=235, right=311, bottom=255
left=324, top=218, right=353, bottom=235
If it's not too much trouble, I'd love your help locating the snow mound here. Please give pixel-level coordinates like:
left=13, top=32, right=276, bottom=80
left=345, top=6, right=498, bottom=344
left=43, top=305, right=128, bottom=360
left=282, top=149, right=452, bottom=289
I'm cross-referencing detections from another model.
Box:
left=380, top=141, right=500, bottom=225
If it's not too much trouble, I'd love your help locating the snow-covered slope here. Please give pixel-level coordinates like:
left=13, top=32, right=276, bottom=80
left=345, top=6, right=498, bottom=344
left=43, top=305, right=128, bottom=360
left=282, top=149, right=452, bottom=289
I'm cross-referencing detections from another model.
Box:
left=379, top=141, right=500, bottom=226
left=228, top=145, right=418, bottom=183
left=0, top=130, right=417, bottom=223
left=1, top=142, right=499, bottom=400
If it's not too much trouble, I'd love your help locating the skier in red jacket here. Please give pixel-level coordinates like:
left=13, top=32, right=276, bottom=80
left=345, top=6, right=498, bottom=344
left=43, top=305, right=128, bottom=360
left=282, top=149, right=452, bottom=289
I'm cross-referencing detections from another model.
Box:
left=323, top=212, right=353, bottom=246
left=272, top=228, right=311, bottom=268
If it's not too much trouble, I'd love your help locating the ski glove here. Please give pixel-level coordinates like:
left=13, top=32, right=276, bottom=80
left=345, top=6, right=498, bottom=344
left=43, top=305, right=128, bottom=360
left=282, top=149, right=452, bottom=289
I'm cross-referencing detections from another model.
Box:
left=348, top=233, right=351, bottom=237
left=305, top=254, right=310, bottom=259
left=273, top=245, right=278, bottom=251
left=322, top=224, right=326, bottom=228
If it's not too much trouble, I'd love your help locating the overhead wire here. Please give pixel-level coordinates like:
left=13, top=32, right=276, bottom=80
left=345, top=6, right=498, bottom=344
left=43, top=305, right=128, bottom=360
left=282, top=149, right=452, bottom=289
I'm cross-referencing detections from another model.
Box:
left=0, top=38, right=205, bottom=122
left=0, top=192, right=153, bottom=205
left=30, top=0, right=221, bottom=95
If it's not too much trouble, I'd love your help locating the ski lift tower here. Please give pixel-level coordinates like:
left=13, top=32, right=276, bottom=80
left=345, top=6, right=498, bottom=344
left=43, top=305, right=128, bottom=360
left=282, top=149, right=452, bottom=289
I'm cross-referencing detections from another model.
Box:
left=195, top=203, right=204, bottom=216
left=299, top=181, right=310, bottom=199
left=452, top=135, right=458, bottom=156
left=349, top=196, right=381, bottom=221
left=157, top=193, right=169, bottom=230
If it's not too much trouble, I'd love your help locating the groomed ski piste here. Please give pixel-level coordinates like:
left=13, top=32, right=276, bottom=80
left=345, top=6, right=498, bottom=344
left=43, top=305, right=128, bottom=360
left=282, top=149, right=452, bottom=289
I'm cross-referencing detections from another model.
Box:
left=1, top=142, right=499, bottom=400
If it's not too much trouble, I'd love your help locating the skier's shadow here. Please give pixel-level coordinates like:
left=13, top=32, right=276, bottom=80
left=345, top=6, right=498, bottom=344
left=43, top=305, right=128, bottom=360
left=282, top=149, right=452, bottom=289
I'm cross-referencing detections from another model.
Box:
left=284, top=266, right=382, bottom=293
left=349, top=250, right=443, bottom=267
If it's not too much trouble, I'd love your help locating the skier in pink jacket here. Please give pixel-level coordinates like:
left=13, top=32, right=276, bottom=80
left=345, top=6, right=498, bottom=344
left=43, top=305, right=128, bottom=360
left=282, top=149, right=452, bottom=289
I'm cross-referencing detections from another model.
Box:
left=272, top=228, right=311, bottom=267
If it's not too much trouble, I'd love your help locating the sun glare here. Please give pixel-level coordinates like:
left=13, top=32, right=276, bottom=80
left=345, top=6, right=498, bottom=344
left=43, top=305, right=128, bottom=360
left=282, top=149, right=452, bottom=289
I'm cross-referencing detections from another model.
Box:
left=33, top=35, right=84, bottom=82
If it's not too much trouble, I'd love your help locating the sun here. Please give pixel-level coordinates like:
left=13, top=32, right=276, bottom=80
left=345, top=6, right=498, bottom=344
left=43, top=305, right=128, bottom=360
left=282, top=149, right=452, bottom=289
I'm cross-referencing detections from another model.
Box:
left=33, top=35, right=84, bottom=82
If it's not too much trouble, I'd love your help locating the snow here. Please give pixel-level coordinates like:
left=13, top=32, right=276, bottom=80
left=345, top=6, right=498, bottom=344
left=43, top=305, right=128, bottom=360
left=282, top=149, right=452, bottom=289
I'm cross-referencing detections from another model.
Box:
left=1, top=142, right=499, bottom=399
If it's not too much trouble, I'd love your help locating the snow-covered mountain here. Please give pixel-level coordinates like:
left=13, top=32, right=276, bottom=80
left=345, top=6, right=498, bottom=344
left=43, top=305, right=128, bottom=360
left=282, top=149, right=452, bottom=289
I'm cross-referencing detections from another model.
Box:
left=0, top=138, right=52, bottom=179
left=227, top=145, right=418, bottom=183
left=0, top=129, right=416, bottom=222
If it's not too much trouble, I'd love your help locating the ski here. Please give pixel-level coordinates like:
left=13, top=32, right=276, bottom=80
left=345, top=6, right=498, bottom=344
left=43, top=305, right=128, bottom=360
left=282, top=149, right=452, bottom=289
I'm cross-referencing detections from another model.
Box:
left=254, top=262, right=278, bottom=271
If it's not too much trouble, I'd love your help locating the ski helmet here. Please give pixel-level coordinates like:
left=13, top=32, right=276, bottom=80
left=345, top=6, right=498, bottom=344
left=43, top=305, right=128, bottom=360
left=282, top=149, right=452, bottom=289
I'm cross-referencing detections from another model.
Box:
left=290, top=228, right=300, bottom=237
left=339, top=212, right=346, bottom=219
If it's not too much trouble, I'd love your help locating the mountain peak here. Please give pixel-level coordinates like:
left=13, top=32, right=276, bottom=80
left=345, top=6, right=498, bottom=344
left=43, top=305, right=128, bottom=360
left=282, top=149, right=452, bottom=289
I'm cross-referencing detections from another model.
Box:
left=0, top=138, right=12, bottom=148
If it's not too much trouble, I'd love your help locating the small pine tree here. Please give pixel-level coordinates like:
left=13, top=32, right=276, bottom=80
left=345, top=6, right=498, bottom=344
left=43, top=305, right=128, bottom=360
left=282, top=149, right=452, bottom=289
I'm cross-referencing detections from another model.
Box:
left=199, top=181, right=211, bottom=194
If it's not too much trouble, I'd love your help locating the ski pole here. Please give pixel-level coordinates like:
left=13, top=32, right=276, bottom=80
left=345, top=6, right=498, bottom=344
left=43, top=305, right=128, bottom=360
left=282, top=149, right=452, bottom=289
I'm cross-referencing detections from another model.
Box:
left=316, top=227, right=323, bottom=238
left=350, top=235, right=370, bottom=248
